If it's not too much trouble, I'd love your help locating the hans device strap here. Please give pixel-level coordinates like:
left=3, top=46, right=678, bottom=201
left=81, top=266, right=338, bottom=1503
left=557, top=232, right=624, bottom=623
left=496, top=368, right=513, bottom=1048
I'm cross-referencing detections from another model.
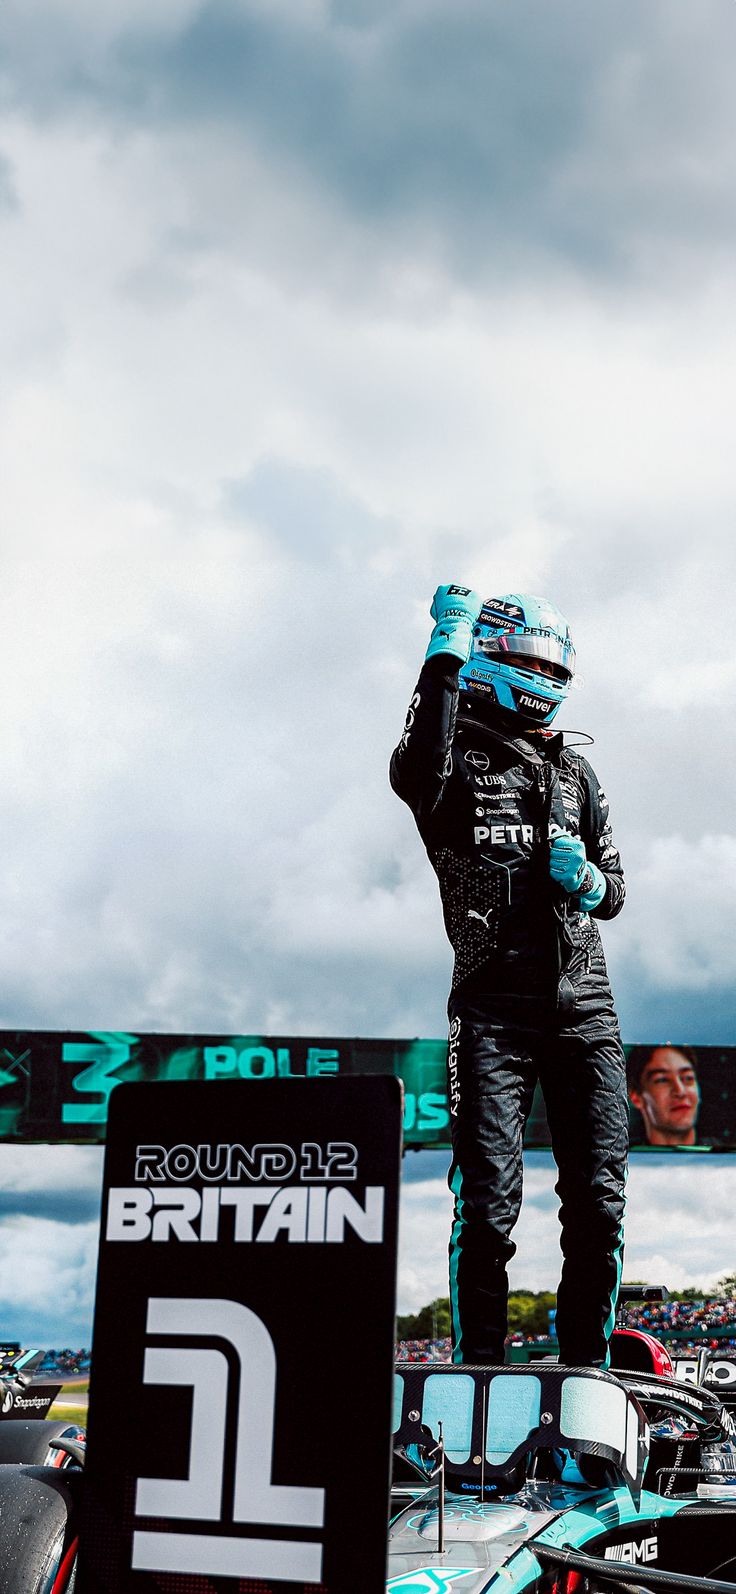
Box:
left=456, top=711, right=548, bottom=768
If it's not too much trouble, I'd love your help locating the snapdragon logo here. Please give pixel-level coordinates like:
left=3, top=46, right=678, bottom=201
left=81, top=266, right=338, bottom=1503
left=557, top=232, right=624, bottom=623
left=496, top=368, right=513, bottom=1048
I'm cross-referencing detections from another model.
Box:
left=133, top=1296, right=324, bottom=1582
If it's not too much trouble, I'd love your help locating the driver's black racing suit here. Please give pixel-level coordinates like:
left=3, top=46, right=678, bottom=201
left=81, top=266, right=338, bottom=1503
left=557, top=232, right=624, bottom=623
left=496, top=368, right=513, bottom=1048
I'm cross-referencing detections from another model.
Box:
left=390, top=655, right=629, bottom=1366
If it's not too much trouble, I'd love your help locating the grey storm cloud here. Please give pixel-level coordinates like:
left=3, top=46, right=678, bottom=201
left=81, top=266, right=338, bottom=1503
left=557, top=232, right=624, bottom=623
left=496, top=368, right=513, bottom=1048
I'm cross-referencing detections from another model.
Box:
left=0, top=1187, right=101, bottom=1224
left=0, top=153, right=18, bottom=213
left=3, top=0, right=736, bottom=288
left=224, top=457, right=397, bottom=562
left=2, top=0, right=736, bottom=1339
left=0, top=448, right=731, bottom=1047
left=398, top=1153, right=736, bottom=1313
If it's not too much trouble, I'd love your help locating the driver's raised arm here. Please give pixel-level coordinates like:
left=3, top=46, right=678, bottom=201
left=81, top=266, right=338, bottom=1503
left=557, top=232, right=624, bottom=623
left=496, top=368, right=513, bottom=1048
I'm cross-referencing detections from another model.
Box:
left=389, top=584, right=481, bottom=821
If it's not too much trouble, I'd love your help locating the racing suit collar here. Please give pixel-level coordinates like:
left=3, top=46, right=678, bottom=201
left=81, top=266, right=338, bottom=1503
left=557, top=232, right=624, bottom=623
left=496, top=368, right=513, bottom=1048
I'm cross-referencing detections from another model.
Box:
left=457, top=698, right=564, bottom=765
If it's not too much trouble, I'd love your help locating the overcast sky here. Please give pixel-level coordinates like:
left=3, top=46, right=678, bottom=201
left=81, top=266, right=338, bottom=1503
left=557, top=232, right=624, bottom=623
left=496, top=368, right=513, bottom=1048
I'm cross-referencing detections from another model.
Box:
left=1, top=0, right=735, bottom=1343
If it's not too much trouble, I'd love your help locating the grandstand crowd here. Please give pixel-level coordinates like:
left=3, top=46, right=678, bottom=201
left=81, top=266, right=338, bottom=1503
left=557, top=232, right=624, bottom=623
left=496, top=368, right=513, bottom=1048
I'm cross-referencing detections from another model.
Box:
left=396, top=1296, right=736, bottom=1361
left=23, top=1304, right=736, bottom=1370
left=38, top=1349, right=91, bottom=1377
left=618, top=1298, right=736, bottom=1336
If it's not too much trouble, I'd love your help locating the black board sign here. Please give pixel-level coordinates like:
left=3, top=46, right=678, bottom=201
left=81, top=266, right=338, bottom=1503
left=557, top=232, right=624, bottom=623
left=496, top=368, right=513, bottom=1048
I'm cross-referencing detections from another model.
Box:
left=77, top=1077, right=402, bottom=1594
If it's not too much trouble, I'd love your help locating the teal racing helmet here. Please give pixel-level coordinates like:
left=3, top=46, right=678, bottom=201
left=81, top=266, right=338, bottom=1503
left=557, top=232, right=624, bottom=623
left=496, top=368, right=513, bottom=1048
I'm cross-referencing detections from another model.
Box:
left=458, top=593, right=575, bottom=726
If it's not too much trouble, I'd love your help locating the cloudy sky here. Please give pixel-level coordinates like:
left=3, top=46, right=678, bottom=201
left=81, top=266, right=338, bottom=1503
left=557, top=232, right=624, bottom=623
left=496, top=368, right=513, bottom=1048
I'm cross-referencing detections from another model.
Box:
left=1, top=0, right=735, bottom=1343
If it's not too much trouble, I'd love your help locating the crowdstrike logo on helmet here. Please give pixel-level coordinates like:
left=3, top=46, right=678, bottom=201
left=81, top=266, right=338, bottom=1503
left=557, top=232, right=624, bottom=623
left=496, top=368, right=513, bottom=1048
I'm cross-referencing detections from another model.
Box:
left=458, top=593, right=575, bottom=726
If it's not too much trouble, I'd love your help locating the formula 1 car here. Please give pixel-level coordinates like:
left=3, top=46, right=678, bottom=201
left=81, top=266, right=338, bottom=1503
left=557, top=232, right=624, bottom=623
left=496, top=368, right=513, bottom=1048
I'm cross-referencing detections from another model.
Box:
left=3, top=1315, right=736, bottom=1594
left=0, top=1348, right=84, bottom=1593
left=389, top=1297, right=736, bottom=1592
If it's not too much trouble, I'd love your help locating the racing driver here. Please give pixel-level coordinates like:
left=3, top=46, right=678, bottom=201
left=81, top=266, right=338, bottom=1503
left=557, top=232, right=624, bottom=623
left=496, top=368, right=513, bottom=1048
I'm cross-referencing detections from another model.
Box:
left=390, top=585, right=628, bottom=1367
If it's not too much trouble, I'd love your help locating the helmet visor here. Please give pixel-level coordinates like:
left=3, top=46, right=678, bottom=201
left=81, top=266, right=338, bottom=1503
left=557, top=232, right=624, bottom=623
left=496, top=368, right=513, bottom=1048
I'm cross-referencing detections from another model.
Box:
left=476, top=632, right=575, bottom=680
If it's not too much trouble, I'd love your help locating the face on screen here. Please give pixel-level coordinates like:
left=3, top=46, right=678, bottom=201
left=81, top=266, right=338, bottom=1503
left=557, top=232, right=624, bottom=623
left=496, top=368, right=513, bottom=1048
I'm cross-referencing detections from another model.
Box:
left=629, top=1046, right=701, bottom=1145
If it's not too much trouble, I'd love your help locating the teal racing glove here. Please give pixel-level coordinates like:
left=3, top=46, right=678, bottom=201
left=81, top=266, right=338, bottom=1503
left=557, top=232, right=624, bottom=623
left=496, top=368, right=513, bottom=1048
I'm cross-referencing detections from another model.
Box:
left=426, top=584, right=483, bottom=663
left=549, top=833, right=606, bottom=912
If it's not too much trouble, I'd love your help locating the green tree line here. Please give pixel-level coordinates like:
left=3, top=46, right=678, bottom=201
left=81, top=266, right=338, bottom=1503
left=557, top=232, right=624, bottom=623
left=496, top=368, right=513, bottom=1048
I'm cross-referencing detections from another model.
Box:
left=397, top=1290, right=556, bottom=1340
left=397, top=1276, right=736, bottom=1342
